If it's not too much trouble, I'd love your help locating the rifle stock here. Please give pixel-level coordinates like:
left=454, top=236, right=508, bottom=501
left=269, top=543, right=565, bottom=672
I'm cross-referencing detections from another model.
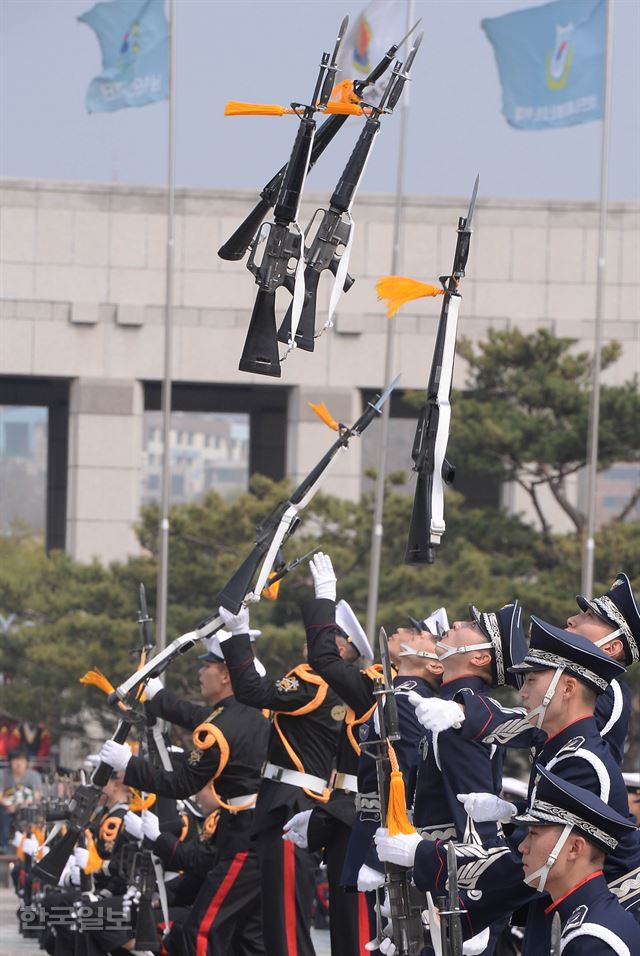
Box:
left=239, top=288, right=282, bottom=376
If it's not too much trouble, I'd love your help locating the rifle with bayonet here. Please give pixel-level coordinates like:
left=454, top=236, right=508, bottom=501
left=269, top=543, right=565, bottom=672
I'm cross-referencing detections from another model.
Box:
left=364, top=627, right=425, bottom=955
left=404, top=176, right=479, bottom=564
left=219, top=20, right=421, bottom=264
left=278, top=32, right=423, bottom=352
left=105, top=377, right=399, bottom=711
left=238, top=17, right=348, bottom=377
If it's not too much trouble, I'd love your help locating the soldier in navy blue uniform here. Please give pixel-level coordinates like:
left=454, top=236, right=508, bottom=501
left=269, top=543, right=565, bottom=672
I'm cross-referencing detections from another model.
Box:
left=567, top=572, right=640, bottom=764
left=218, top=602, right=344, bottom=956
left=379, top=621, right=640, bottom=955
left=282, top=552, right=380, bottom=956
left=517, top=766, right=640, bottom=954
left=99, top=633, right=269, bottom=956
left=411, top=602, right=527, bottom=846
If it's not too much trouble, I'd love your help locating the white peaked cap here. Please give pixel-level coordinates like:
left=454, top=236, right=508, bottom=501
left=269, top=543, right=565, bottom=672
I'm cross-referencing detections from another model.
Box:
left=336, top=599, right=374, bottom=662
left=198, top=631, right=230, bottom=661
left=423, top=607, right=449, bottom=636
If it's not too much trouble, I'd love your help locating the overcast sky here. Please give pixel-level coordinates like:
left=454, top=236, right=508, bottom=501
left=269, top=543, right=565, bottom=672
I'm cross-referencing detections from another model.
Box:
left=1, top=0, right=639, bottom=202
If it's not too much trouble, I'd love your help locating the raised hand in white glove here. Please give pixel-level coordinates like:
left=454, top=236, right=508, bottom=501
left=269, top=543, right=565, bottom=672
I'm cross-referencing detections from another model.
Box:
left=12, top=830, right=24, bottom=848
left=22, top=837, right=39, bottom=857
left=282, top=809, right=313, bottom=849
left=357, top=863, right=385, bottom=892
left=141, top=810, right=160, bottom=843
left=457, top=792, right=517, bottom=824
left=374, top=828, right=423, bottom=868
left=309, top=552, right=337, bottom=601
left=218, top=604, right=250, bottom=636
left=83, top=753, right=101, bottom=772
left=98, top=739, right=132, bottom=772
left=463, top=928, right=491, bottom=955
left=124, top=811, right=144, bottom=841
left=144, top=676, right=164, bottom=700
left=407, top=692, right=465, bottom=732
left=73, top=847, right=89, bottom=870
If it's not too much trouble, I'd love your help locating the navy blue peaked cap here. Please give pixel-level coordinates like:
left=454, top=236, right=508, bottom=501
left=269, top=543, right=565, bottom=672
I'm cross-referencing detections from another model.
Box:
left=576, top=572, right=640, bottom=666
left=516, top=764, right=637, bottom=853
left=509, top=616, right=625, bottom=694
left=468, top=601, right=527, bottom=688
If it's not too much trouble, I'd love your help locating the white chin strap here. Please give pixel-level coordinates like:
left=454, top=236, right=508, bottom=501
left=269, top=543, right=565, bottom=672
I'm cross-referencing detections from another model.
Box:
left=523, top=824, right=573, bottom=893
left=526, top=666, right=565, bottom=729
left=594, top=627, right=624, bottom=646
left=436, top=640, right=493, bottom=660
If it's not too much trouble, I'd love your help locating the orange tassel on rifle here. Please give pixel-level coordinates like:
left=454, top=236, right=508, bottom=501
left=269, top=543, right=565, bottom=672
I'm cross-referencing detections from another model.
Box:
left=386, top=741, right=417, bottom=836
left=308, top=401, right=340, bottom=431
left=128, top=790, right=156, bottom=812
left=376, top=276, right=444, bottom=318
left=261, top=572, right=282, bottom=601
left=224, top=101, right=286, bottom=117
left=84, top=829, right=104, bottom=874
left=80, top=669, right=114, bottom=695
left=331, top=78, right=360, bottom=104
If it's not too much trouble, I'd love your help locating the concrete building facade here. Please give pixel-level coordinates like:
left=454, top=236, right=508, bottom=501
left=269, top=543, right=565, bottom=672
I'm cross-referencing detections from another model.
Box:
left=1, top=178, right=638, bottom=562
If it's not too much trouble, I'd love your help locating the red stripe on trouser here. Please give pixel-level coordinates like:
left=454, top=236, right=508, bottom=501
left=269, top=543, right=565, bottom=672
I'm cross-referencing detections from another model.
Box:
left=357, top=892, right=370, bottom=956
left=283, top=839, right=298, bottom=956
left=196, top=851, right=249, bottom=956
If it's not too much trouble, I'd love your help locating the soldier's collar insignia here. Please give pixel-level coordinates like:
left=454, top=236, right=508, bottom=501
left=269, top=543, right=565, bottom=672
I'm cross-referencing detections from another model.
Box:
left=563, top=904, right=588, bottom=933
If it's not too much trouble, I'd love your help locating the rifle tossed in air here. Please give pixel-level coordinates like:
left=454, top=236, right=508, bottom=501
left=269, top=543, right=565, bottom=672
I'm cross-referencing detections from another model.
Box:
left=362, top=627, right=425, bottom=955
left=277, top=31, right=423, bottom=353
left=237, top=17, right=349, bottom=377
left=377, top=178, right=478, bottom=564
left=219, top=19, right=421, bottom=264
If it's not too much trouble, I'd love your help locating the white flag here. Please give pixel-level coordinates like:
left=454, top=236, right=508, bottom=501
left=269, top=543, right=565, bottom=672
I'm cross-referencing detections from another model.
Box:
left=335, top=0, right=408, bottom=104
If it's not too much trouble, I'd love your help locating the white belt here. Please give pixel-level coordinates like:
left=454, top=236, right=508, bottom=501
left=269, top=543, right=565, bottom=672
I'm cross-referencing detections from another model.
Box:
left=226, top=793, right=257, bottom=808
left=262, top=762, right=328, bottom=795
left=332, top=772, right=358, bottom=793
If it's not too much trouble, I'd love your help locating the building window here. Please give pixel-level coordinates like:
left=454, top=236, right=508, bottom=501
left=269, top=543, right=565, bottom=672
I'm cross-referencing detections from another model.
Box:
left=0, top=406, right=48, bottom=536
left=142, top=410, right=251, bottom=506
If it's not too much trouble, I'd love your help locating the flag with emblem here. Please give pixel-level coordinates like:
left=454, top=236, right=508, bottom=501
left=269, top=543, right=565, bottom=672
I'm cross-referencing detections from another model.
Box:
left=482, top=0, right=605, bottom=130
left=79, top=0, right=168, bottom=113
left=334, top=0, right=407, bottom=105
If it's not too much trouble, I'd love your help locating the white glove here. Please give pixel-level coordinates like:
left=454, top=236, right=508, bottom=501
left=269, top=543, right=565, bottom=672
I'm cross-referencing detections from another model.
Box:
left=457, top=792, right=517, bottom=824
left=122, top=885, right=140, bottom=921
left=58, top=856, right=73, bottom=887
left=70, top=864, right=82, bottom=887
left=144, top=677, right=164, bottom=700
left=407, top=692, right=465, bottom=732
left=73, top=847, right=89, bottom=870
left=22, top=836, right=39, bottom=856
left=357, top=863, right=385, bottom=892
left=12, top=830, right=24, bottom=848
left=218, top=604, right=250, bottom=635
left=380, top=937, right=396, bottom=956
left=124, top=811, right=144, bottom=840
left=141, top=810, right=160, bottom=843
left=309, top=552, right=337, bottom=601
left=83, top=753, right=101, bottom=772
left=374, top=827, right=423, bottom=868
left=282, top=809, right=313, bottom=849
left=99, top=739, right=133, bottom=771
left=463, top=928, right=491, bottom=955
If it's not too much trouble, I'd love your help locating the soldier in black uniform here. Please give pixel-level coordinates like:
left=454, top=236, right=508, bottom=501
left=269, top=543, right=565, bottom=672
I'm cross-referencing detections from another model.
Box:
left=218, top=601, right=344, bottom=956
left=98, top=632, right=269, bottom=956
left=282, top=552, right=380, bottom=956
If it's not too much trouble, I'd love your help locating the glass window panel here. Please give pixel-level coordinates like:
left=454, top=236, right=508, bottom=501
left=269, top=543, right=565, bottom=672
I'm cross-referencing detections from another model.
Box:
left=0, top=406, right=48, bottom=536
left=142, top=410, right=250, bottom=506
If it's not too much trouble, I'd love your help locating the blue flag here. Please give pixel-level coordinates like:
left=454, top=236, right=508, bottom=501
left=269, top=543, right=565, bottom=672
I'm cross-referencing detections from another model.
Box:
left=482, top=0, right=605, bottom=130
left=79, top=0, right=168, bottom=113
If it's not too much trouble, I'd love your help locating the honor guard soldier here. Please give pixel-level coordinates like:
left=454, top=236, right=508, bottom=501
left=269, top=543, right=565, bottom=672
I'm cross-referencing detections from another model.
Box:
left=387, top=621, right=640, bottom=955
left=623, top=772, right=640, bottom=825
left=99, top=633, right=269, bottom=956
left=283, top=552, right=379, bottom=956
left=411, top=601, right=527, bottom=845
left=567, top=572, right=640, bottom=764
left=517, top=765, right=640, bottom=954
left=218, top=601, right=344, bottom=956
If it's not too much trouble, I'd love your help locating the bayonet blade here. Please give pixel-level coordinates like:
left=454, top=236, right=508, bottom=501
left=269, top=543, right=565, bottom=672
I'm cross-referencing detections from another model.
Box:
left=394, top=18, right=422, bottom=52
left=379, top=627, right=394, bottom=690
left=447, top=841, right=465, bottom=956
left=464, top=174, right=480, bottom=232
left=334, top=14, right=349, bottom=55
left=371, top=374, right=401, bottom=415
left=550, top=912, right=562, bottom=956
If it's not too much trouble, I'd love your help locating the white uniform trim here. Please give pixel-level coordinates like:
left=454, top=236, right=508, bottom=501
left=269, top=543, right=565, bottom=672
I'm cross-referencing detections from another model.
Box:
left=544, top=748, right=611, bottom=803
left=599, top=679, right=624, bottom=740
left=561, top=923, right=630, bottom=955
